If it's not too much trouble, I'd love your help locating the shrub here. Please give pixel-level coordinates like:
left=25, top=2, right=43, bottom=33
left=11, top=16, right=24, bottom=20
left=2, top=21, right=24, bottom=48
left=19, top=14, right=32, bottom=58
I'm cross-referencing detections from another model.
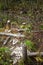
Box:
left=0, top=47, right=13, bottom=65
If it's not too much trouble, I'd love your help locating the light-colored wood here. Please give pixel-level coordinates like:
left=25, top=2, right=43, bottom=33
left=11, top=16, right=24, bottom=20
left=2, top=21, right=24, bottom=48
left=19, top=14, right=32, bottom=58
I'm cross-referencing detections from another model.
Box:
left=27, top=52, right=43, bottom=56
left=3, top=37, right=10, bottom=45
left=0, top=32, right=25, bottom=37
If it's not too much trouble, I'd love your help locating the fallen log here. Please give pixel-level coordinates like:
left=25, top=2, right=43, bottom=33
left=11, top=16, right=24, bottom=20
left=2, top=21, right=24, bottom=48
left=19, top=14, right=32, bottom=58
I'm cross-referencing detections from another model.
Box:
left=27, top=52, right=43, bottom=57
left=0, top=32, right=25, bottom=37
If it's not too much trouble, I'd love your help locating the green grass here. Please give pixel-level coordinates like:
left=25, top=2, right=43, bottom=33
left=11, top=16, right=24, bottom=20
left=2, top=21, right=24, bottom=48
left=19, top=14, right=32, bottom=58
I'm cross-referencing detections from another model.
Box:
left=25, top=40, right=36, bottom=51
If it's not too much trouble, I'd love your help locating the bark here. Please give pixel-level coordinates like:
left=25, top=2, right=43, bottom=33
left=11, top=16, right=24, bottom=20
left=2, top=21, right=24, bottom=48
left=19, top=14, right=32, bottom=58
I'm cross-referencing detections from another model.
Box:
left=22, top=44, right=28, bottom=65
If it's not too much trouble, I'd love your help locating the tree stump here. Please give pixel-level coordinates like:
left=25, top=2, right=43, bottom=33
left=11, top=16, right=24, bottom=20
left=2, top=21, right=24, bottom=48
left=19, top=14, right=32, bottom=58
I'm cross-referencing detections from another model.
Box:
left=22, top=44, right=28, bottom=65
